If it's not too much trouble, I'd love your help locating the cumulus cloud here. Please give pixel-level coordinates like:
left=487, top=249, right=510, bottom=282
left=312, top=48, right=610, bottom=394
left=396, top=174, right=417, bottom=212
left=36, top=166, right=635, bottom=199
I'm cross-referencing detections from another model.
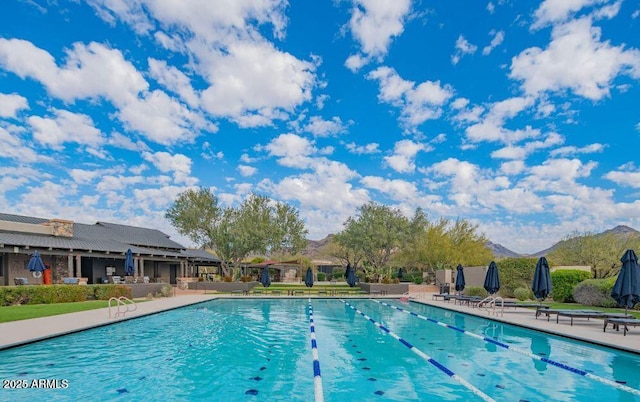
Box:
left=550, top=142, right=605, bottom=157
left=264, top=133, right=317, bottom=168
left=345, top=142, right=380, bottom=155
left=384, top=139, right=428, bottom=173
left=360, top=176, right=420, bottom=202
left=511, top=18, right=640, bottom=100
left=302, top=116, right=349, bottom=137
left=346, top=0, right=412, bottom=69
left=532, top=0, right=615, bottom=29
left=463, top=96, right=538, bottom=144
left=27, top=109, right=104, bottom=150
left=237, top=165, right=257, bottom=177
left=148, top=58, right=199, bottom=107
left=0, top=93, right=29, bottom=118
left=367, top=66, right=453, bottom=132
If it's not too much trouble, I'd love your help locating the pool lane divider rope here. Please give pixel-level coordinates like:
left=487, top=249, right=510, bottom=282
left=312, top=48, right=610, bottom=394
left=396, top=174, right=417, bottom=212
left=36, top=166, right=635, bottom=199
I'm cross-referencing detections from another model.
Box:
left=308, top=299, right=324, bottom=402
left=340, top=300, right=495, bottom=402
left=372, top=299, right=640, bottom=397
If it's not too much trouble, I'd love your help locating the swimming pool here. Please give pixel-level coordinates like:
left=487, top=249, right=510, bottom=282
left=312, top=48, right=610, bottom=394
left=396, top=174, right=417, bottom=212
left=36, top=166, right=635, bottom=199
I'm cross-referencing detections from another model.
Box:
left=1, top=298, right=639, bottom=401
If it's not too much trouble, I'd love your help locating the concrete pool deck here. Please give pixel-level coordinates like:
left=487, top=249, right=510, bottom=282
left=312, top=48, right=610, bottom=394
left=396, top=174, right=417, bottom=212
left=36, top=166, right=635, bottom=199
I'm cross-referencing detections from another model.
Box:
left=0, top=292, right=638, bottom=355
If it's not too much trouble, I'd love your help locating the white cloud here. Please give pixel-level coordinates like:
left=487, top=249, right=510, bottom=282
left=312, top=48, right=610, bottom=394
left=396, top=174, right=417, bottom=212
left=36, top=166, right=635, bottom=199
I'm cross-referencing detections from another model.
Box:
left=491, top=132, right=564, bottom=160
left=367, top=66, right=453, bottom=132
left=511, top=18, right=640, bottom=100
left=302, top=116, right=349, bottom=137
left=199, top=39, right=316, bottom=127
left=0, top=126, right=43, bottom=163
left=142, top=151, right=192, bottom=175
left=264, top=133, right=317, bottom=168
left=27, top=109, right=104, bottom=150
left=550, top=142, right=605, bottom=157
left=463, top=96, right=538, bottom=144
left=532, top=0, right=614, bottom=29
left=482, top=30, right=505, bottom=55
left=237, top=165, right=257, bottom=177
left=452, top=35, right=477, bottom=65
left=345, top=142, right=380, bottom=155
left=384, top=139, right=427, bottom=173
left=347, top=0, right=412, bottom=67
left=147, top=58, right=199, bottom=107
left=361, top=176, right=419, bottom=202
left=487, top=2, right=495, bottom=14
left=0, top=93, right=29, bottom=118
left=605, top=167, right=640, bottom=188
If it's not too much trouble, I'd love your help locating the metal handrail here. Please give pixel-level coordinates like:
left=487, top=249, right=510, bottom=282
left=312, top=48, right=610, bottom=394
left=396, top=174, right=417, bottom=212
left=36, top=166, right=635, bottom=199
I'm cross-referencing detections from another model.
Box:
left=108, top=296, right=137, bottom=318
left=477, top=295, right=504, bottom=317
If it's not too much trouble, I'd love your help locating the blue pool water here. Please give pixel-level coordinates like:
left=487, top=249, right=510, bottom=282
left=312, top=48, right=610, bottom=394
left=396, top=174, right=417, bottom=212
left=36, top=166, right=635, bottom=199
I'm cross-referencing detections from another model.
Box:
left=1, top=299, right=640, bottom=401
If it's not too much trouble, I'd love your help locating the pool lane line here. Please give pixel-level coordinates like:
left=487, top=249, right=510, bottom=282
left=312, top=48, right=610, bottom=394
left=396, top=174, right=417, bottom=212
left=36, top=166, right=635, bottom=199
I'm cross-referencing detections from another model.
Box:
left=308, top=299, right=324, bottom=402
left=340, top=300, right=495, bottom=402
left=371, top=299, right=640, bottom=397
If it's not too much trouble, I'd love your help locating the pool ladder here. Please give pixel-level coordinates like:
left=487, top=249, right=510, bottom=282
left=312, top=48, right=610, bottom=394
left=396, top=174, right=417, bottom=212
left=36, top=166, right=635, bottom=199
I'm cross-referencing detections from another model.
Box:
left=400, top=285, right=429, bottom=301
left=478, top=296, right=504, bottom=317
left=108, top=296, right=137, bottom=318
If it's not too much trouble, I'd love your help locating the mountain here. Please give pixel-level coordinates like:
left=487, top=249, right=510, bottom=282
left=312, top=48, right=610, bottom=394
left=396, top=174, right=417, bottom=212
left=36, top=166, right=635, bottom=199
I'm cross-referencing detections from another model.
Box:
left=302, top=225, right=640, bottom=261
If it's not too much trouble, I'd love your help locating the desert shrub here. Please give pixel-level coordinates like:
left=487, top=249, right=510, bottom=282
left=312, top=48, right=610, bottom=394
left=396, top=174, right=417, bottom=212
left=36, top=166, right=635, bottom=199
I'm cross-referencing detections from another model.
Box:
left=332, top=268, right=345, bottom=279
left=498, top=258, right=538, bottom=298
left=240, top=275, right=252, bottom=282
left=573, top=278, right=617, bottom=307
left=464, top=286, right=488, bottom=298
left=402, top=272, right=423, bottom=284
left=223, top=275, right=233, bottom=282
left=93, top=285, right=133, bottom=300
left=160, top=284, right=173, bottom=297
left=317, top=272, right=326, bottom=281
left=551, top=270, right=591, bottom=302
left=514, top=287, right=533, bottom=301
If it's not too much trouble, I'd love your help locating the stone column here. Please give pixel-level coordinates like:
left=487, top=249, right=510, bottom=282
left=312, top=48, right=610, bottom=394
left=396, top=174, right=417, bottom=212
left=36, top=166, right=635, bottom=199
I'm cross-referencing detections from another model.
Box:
left=75, top=255, right=81, bottom=278
left=139, top=258, right=144, bottom=277
left=67, top=254, right=73, bottom=278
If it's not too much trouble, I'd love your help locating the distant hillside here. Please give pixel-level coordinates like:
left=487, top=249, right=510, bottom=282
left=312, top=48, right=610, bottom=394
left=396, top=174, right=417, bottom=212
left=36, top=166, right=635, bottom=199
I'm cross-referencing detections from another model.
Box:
left=301, top=225, right=640, bottom=261
left=529, top=225, right=640, bottom=258
left=485, top=241, right=522, bottom=258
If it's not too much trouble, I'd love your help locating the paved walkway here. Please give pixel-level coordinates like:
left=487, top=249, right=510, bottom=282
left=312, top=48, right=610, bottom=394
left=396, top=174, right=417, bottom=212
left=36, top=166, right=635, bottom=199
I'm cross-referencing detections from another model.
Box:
left=1, top=292, right=638, bottom=355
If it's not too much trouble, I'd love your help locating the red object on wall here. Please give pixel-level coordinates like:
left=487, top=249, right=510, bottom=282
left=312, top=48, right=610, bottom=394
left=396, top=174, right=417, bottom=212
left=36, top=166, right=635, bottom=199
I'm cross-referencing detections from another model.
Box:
left=43, top=264, right=52, bottom=285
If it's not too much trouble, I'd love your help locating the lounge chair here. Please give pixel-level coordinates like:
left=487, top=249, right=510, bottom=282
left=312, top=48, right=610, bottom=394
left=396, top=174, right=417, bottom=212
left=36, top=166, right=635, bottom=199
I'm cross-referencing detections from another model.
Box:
left=604, top=317, right=640, bottom=336
left=62, top=277, right=79, bottom=285
left=14, top=277, right=29, bottom=285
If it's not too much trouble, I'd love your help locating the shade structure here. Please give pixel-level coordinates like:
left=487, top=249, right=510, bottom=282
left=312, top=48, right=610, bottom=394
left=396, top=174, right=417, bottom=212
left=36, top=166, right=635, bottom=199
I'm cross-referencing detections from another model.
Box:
left=532, top=257, right=552, bottom=301
left=611, top=249, right=640, bottom=314
left=455, top=264, right=466, bottom=292
left=27, top=251, right=46, bottom=277
left=125, top=249, right=135, bottom=276
left=304, top=267, right=314, bottom=288
left=260, top=266, right=271, bottom=288
left=346, top=263, right=357, bottom=287
left=397, top=268, right=403, bottom=280
left=483, top=261, right=500, bottom=295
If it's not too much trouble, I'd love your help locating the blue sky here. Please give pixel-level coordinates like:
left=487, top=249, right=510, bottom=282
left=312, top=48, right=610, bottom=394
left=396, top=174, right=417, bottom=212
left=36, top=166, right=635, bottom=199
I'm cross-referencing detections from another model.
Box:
left=0, top=0, right=639, bottom=254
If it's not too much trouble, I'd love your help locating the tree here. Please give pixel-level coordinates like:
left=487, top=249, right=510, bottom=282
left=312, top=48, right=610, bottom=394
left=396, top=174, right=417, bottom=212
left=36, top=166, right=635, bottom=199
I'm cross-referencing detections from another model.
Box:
left=165, top=189, right=308, bottom=276
left=547, top=231, right=639, bottom=279
left=334, top=202, right=411, bottom=282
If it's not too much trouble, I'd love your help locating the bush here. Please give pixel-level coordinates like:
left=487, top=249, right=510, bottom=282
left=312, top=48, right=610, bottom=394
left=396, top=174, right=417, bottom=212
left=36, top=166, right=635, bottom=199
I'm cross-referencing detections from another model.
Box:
left=514, top=287, right=533, bottom=301
left=240, top=275, right=252, bottom=282
left=464, top=286, right=488, bottom=298
left=92, top=285, right=132, bottom=300
left=223, top=275, right=233, bottom=282
left=498, top=258, right=538, bottom=298
left=317, top=272, right=326, bottom=281
left=332, top=268, right=345, bottom=279
left=551, top=270, right=591, bottom=302
left=159, top=284, right=173, bottom=297
left=573, top=278, right=617, bottom=307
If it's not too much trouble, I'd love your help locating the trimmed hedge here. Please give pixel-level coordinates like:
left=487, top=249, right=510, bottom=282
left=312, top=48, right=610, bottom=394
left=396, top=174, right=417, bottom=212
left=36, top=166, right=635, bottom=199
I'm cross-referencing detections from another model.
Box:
left=514, top=287, right=533, bottom=301
left=0, top=285, right=132, bottom=306
left=550, top=270, right=591, bottom=302
left=572, top=278, right=617, bottom=308
left=317, top=272, right=326, bottom=281
left=497, top=257, right=538, bottom=298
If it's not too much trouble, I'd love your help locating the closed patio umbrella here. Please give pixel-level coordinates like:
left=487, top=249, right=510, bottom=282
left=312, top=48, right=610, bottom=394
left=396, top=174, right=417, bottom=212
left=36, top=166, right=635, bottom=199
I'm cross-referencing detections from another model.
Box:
left=483, top=261, right=500, bottom=295
left=125, top=249, right=135, bottom=276
left=346, top=263, right=356, bottom=287
left=455, top=264, right=466, bottom=293
left=532, top=257, right=552, bottom=301
left=305, top=267, right=314, bottom=288
left=260, top=266, right=271, bottom=288
left=27, top=250, right=46, bottom=278
left=611, top=249, right=640, bottom=315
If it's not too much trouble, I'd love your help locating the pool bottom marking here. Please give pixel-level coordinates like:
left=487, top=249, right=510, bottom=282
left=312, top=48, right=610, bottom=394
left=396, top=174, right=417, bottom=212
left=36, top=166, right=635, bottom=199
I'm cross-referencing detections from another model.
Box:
left=340, top=299, right=495, bottom=402
left=308, top=299, right=325, bottom=402
left=372, top=299, right=640, bottom=398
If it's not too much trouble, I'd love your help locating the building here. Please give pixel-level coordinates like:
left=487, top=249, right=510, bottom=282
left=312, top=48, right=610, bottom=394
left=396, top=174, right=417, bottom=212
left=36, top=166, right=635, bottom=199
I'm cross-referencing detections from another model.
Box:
left=0, top=212, right=220, bottom=286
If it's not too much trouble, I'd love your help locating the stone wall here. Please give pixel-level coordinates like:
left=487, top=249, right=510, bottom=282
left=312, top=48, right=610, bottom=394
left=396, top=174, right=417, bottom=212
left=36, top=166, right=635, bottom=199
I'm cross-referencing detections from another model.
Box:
left=48, top=219, right=74, bottom=237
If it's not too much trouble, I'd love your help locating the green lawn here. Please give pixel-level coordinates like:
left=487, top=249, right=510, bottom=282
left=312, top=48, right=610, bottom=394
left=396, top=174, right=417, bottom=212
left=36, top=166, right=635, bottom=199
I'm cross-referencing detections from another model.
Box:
left=1, top=300, right=118, bottom=323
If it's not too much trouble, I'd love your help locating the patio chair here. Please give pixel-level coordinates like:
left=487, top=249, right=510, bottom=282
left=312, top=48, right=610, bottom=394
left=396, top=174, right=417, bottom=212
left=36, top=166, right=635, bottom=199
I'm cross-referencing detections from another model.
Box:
left=604, top=317, right=640, bottom=336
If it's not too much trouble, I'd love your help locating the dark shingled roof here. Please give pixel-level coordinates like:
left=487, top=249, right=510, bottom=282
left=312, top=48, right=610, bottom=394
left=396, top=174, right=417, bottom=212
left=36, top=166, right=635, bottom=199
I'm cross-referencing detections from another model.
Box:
left=182, top=249, right=221, bottom=263
left=0, top=212, right=189, bottom=257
